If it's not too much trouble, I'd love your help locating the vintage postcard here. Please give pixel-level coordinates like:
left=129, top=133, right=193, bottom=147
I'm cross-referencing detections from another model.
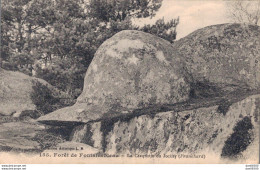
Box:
left=0, top=0, right=259, bottom=164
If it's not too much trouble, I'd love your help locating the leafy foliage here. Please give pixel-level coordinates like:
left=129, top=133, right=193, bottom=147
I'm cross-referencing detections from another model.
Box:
left=31, top=81, right=59, bottom=114
left=30, top=81, right=73, bottom=114
left=141, top=17, right=179, bottom=43
left=87, top=0, right=163, bottom=22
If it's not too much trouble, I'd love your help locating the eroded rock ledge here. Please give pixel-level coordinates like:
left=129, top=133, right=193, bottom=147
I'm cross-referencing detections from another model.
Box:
left=70, top=93, right=259, bottom=159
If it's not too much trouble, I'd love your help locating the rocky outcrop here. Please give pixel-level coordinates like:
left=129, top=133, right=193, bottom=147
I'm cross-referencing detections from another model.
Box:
left=0, top=69, right=71, bottom=118
left=36, top=24, right=260, bottom=162
left=38, top=30, right=190, bottom=124
left=0, top=121, right=76, bottom=152
left=173, top=24, right=260, bottom=93
left=71, top=94, right=259, bottom=160
left=0, top=122, right=45, bottom=151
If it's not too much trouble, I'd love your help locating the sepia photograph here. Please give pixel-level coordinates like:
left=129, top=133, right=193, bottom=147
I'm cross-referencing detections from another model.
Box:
left=0, top=0, right=259, bottom=164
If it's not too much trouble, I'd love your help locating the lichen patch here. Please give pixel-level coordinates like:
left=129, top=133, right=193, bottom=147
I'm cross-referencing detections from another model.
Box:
left=105, top=48, right=122, bottom=59
left=156, top=51, right=170, bottom=65
left=92, top=64, right=98, bottom=72
left=127, top=54, right=139, bottom=65
left=114, top=39, right=145, bottom=53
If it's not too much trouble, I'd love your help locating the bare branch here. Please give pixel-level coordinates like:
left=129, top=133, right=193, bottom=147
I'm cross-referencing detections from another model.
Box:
left=226, top=0, right=260, bottom=25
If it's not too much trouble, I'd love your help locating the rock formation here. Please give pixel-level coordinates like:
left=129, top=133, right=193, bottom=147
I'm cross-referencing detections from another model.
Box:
left=0, top=121, right=46, bottom=151
left=0, top=69, right=71, bottom=118
left=38, top=30, right=191, bottom=124
left=36, top=23, right=259, bottom=163
left=71, top=94, right=259, bottom=160
left=173, top=23, right=260, bottom=93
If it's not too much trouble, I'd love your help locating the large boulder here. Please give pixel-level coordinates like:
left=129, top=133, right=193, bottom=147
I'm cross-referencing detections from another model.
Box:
left=38, top=30, right=190, bottom=124
left=0, top=69, right=71, bottom=118
left=173, top=23, right=260, bottom=93
left=77, top=30, right=190, bottom=108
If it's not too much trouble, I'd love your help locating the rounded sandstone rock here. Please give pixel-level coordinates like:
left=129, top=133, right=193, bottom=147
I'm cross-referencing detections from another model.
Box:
left=173, top=23, right=260, bottom=91
left=0, top=69, right=70, bottom=118
left=38, top=30, right=191, bottom=124
left=77, top=30, right=190, bottom=111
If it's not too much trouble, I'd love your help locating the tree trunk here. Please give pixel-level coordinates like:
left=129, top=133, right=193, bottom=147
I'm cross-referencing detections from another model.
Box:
left=17, top=21, right=24, bottom=53
left=27, top=24, right=32, bottom=53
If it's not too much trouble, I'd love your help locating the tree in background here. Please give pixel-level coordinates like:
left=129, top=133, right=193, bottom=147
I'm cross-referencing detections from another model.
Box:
left=1, top=2, right=14, bottom=66
left=1, top=0, right=92, bottom=96
left=1, top=0, right=56, bottom=74
left=1, top=0, right=179, bottom=99
left=87, top=0, right=178, bottom=42
left=87, top=0, right=162, bottom=22
left=141, top=17, right=179, bottom=43
left=226, top=0, right=260, bottom=25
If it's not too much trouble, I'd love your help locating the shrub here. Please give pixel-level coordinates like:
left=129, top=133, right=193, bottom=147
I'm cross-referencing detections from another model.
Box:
left=31, top=81, right=60, bottom=114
